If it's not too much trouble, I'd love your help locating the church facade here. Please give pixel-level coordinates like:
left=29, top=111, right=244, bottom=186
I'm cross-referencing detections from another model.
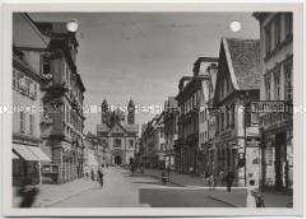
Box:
left=97, top=99, right=138, bottom=165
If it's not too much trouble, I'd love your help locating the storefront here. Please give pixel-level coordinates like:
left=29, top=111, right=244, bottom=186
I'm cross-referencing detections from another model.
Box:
left=260, top=110, right=293, bottom=191
left=262, top=113, right=293, bottom=190
left=12, top=144, right=51, bottom=186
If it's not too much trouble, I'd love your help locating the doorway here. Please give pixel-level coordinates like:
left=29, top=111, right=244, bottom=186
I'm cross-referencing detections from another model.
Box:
left=274, top=132, right=286, bottom=190
left=114, top=155, right=122, bottom=165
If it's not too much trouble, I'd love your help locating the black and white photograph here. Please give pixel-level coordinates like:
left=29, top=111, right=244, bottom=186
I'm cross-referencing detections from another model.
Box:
left=0, top=1, right=303, bottom=217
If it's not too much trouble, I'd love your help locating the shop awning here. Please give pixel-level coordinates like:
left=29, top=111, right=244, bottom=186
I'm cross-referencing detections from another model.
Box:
left=13, top=144, right=51, bottom=162
left=12, top=151, right=19, bottom=159
left=27, top=146, right=51, bottom=162
left=13, top=144, right=38, bottom=161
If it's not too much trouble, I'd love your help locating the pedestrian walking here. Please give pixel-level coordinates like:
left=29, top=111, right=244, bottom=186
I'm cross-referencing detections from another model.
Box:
left=97, top=168, right=104, bottom=188
left=226, top=172, right=234, bottom=192
left=208, top=174, right=215, bottom=191
left=91, top=169, right=95, bottom=181
left=166, top=165, right=171, bottom=182
left=202, top=170, right=206, bottom=186
left=218, top=169, right=225, bottom=186
left=19, top=177, right=39, bottom=208
left=161, top=169, right=167, bottom=185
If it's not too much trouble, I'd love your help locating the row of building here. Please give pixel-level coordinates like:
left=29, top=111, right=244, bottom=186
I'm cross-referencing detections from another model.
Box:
left=140, top=12, right=293, bottom=191
left=12, top=13, right=106, bottom=186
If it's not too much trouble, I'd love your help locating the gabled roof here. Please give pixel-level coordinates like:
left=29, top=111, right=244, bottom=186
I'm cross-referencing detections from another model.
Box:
left=13, top=13, right=49, bottom=49
left=223, top=38, right=261, bottom=91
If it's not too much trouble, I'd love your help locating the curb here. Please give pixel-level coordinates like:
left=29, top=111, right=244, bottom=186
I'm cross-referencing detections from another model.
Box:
left=36, top=183, right=96, bottom=208
left=143, top=172, right=185, bottom=187
left=208, top=195, right=240, bottom=207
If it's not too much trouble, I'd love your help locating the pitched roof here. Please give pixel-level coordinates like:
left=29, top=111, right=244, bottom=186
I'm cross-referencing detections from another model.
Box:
left=223, top=38, right=261, bottom=90
left=13, top=13, right=49, bottom=49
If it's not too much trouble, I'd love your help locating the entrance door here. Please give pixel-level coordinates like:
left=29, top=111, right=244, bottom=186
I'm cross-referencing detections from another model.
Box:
left=114, top=156, right=122, bottom=165
left=274, top=132, right=286, bottom=190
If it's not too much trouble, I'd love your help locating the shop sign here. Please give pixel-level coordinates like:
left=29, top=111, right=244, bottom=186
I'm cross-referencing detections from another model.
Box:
left=251, top=101, right=291, bottom=113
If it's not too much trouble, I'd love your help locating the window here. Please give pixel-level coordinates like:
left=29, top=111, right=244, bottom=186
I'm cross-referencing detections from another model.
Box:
left=33, top=83, right=37, bottom=99
left=265, top=26, right=272, bottom=56
left=285, top=13, right=293, bottom=38
left=226, top=107, right=230, bottom=128
left=221, top=112, right=224, bottom=131
left=129, top=139, right=134, bottom=148
left=42, top=54, right=51, bottom=74
left=264, top=73, right=271, bottom=100
left=224, top=79, right=227, bottom=97
left=28, top=79, right=33, bottom=97
left=232, top=104, right=235, bottom=127
left=216, top=114, right=219, bottom=135
left=29, top=114, right=34, bottom=135
left=284, top=59, right=293, bottom=100
left=274, top=16, right=281, bottom=46
left=20, top=112, right=25, bottom=134
left=274, top=68, right=281, bottom=100
left=13, top=69, right=17, bottom=89
left=251, top=113, right=260, bottom=126
left=19, top=73, right=26, bottom=93
left=114, top=138, right=121, bottom=148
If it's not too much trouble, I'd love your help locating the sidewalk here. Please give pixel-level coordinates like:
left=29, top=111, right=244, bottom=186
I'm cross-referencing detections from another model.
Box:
left=143, top=168, right=293, bottom=208
left=13, top=177, right=98, bottom=208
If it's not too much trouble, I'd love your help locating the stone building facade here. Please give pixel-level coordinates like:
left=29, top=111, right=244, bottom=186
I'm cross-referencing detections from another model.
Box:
left=97, top=99, right=138, bottom=165
left=197, top=58, right=218, bottom=175
left=254, top=12, right=293, bottom=191
left=163, top=97, right=178, bottom=170
left=175, top=57, right=218, bottom=174
left=36, top=21, right=86, bottom=183
left=213, top=38, right=261, bottom=186
left=12, top=13, right=51, bottom=186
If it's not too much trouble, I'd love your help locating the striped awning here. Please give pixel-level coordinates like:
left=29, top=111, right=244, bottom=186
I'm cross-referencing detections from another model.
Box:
left=13, top=144, right=51, bottom=162
left=27, top=146, right=51, bottom=162
left=12, top=151, right=20, bottom=159
left=13, top=144, right=38, bottom=161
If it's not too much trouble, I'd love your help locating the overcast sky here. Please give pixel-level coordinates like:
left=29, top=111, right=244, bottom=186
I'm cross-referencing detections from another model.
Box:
left=30, top=12, right=259, bottom=134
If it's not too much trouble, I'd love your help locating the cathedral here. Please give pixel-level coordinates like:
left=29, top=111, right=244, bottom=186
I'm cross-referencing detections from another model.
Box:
left=97, top=99, right=139, bottom=165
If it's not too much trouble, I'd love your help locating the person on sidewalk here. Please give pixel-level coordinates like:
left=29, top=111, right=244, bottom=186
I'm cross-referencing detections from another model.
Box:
left=202, top=170, right=206, bottom=186
left=19, top=177, right=39, bottom=208
left=218, top=169, right=225, bottom=186
left=166, top=165, right=171, bottom=182
left=91, top=169, right=95, bottom=181
left=97, top=168, right=104, bottom=188
left=226, top=172, right=234, bottom=192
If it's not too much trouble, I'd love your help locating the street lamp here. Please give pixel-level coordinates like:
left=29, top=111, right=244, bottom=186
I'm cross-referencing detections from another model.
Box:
left=66, top=19, right=78, bottom=32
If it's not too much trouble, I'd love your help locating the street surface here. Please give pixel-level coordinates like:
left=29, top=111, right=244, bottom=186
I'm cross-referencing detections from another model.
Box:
left=50, top=167, right=232, bottom=207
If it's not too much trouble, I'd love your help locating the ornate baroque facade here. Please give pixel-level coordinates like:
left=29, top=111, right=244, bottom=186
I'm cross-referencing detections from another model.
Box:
left=97, top=99, right=138, bottom=165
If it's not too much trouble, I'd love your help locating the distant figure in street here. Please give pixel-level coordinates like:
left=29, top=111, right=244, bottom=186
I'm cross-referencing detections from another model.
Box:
left=97, top=168, right=104, bottom=188
left=218, top=169, right=225, bottom=186
left=166, top=165, right=171, bottom=182
left=91, top=169, right=95, bottom=181
left=140, top=164, right=144, bottom=174
left=19, top=177, right=39, bottom=208
left=226, top=172, right=235, bottom=192
left=202, top=170, right=206, bottom=186
left=208, top=174, right=215, bottom=191
left=161, top=169, right=167, bottom=184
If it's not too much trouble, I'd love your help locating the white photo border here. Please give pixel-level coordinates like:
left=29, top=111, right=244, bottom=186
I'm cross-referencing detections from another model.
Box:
left=1, top=1, right=303, bottom=217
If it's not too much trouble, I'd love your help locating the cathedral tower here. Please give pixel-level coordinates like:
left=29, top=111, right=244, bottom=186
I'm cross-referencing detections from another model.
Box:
left=127, top=99, right=135, bottom=125
left=101, top=99, right=109, bottom=124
